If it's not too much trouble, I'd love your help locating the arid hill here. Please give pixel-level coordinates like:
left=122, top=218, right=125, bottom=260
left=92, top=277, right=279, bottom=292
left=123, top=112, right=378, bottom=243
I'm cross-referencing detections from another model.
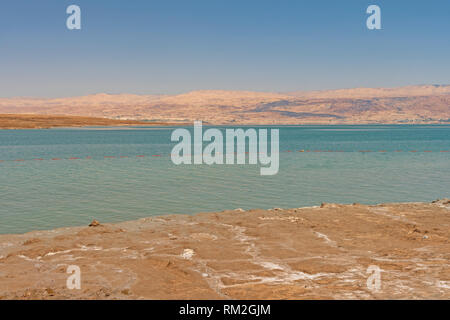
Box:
left=0, top=85, right=449, bottom=124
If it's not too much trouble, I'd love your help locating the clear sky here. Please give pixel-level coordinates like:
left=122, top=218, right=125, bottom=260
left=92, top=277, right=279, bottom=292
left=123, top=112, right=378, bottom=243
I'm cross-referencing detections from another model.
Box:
left=0, top=0, right=449, bottom=97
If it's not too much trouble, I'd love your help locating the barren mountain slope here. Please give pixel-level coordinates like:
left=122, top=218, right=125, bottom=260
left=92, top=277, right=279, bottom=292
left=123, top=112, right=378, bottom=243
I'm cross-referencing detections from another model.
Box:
left=0, top=85, right=449, bottom=124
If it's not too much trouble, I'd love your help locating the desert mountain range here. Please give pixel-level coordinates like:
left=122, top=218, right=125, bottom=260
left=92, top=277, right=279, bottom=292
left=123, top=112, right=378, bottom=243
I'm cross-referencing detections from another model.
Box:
left=0, top=85, right=449, bottom=124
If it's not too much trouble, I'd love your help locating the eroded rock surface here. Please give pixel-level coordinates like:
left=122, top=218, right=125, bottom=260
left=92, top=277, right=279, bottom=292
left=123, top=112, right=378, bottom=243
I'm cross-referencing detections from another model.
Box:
left=0, top=201, right=449, bottom=299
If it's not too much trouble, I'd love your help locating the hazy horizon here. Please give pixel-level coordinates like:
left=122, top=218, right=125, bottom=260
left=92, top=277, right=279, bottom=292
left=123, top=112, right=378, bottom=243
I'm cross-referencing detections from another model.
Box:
left=1, top=83, right=450, bottom=100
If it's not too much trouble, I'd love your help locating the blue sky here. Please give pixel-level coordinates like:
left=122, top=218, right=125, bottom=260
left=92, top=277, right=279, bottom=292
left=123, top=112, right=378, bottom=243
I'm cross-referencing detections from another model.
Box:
left=0, top=0, right=449, bottom=97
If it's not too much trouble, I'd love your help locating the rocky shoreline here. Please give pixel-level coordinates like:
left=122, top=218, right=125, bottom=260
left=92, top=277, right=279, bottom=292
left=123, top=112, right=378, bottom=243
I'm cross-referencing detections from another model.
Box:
left=0, top=200, right=449, bottom=299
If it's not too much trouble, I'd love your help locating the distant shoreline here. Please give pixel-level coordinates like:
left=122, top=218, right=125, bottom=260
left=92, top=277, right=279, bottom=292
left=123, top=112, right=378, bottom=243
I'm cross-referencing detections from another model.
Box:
left=1, top=114, right=449, bottom=129
left=0, top=114, right=184, bottom=129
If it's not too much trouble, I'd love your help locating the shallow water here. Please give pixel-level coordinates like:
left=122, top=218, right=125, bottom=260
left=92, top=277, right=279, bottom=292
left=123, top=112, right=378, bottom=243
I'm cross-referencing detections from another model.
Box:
left=1, top=125, right=449, bottom=234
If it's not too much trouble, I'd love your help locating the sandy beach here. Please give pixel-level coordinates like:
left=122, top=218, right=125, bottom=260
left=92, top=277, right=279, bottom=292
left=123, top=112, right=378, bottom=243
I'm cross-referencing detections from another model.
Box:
left=0, top=200, right=449, bottom=300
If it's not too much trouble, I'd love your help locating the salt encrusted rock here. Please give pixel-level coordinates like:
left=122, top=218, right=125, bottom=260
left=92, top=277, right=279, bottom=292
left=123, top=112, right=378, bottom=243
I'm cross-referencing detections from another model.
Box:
left=234, top=208, right=245, bottom=212
left=89, top=219, right=101, bottom=227
left=431, top=198, right=450, bottom=205
left=320, top=203, right=339, bottom=208
left=23, top=238, right=41, bottom=245
left=181, top=248, right=195, bottom=260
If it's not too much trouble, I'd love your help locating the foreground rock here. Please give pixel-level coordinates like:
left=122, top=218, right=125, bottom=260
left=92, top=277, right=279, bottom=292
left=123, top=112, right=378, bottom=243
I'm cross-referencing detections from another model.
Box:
left=0, top=201, right=449, bottom=299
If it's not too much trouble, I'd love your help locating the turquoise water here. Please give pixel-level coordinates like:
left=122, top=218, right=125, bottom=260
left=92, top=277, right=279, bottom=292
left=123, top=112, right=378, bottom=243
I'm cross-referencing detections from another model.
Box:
left=1, top=125, right=449, bottom=234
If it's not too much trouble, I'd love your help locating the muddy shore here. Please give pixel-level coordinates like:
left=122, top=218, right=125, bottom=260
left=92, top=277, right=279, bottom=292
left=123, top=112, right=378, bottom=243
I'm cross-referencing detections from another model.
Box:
left=0, top=200, right=449, bottom=299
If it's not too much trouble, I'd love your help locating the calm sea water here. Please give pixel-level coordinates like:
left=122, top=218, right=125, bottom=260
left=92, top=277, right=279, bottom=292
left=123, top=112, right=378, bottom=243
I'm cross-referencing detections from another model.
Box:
left=1, top=125, right=449, bottom=234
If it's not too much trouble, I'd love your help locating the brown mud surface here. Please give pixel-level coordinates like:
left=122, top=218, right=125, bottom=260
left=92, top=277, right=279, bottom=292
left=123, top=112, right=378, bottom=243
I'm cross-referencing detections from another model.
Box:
left=0, top=114, right=177, bottom=129
left=0, top=200, right=449, bottom=299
